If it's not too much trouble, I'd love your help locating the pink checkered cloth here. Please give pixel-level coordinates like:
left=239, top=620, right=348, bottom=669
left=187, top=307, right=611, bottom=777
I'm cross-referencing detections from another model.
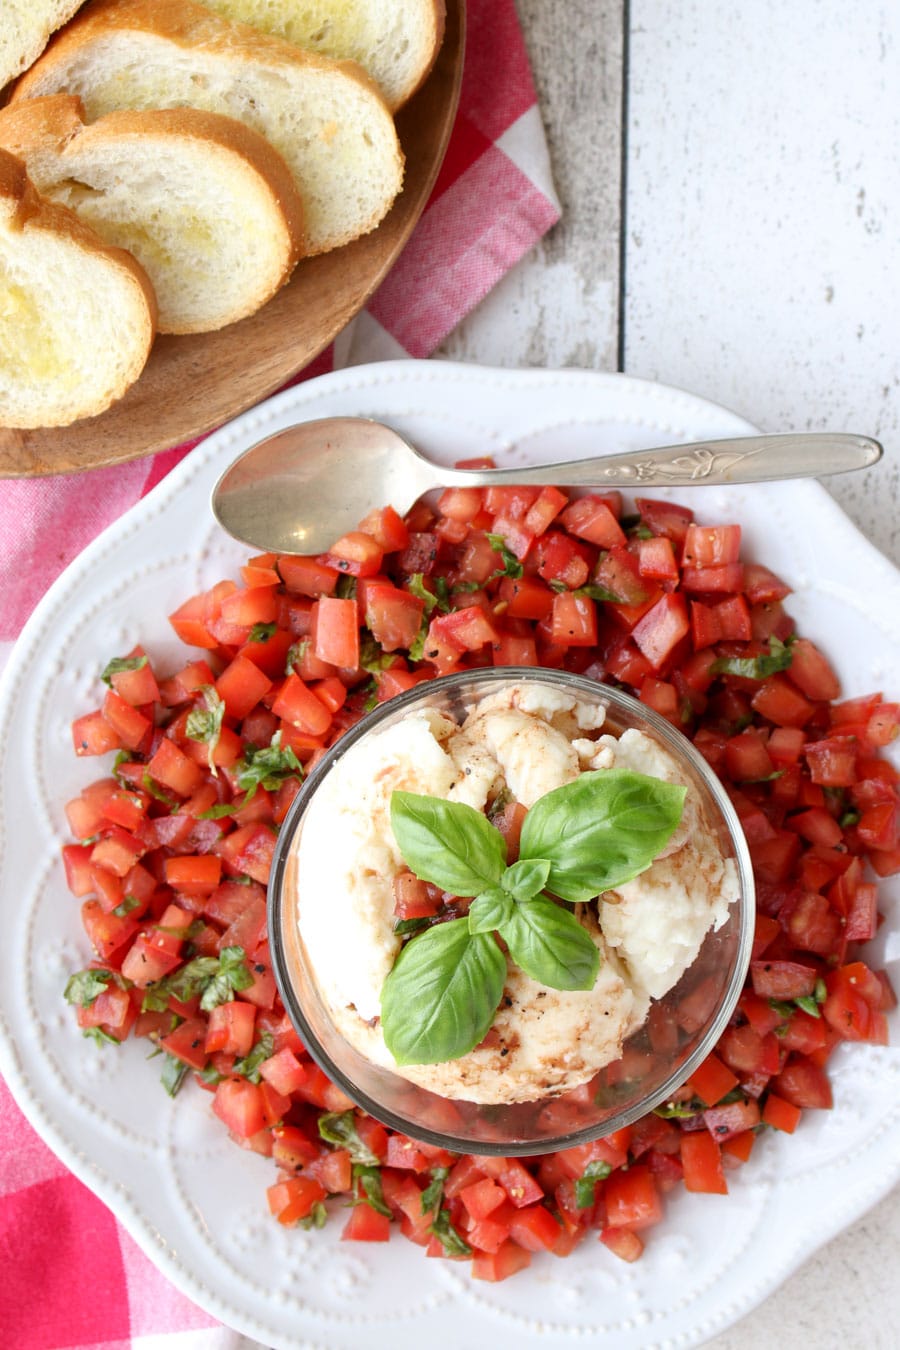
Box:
left=0, top=3, right=559, bottom=1347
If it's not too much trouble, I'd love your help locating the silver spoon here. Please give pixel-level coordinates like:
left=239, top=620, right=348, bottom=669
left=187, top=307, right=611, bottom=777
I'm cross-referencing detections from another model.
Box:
left=211, top=417, right=883, bottom=555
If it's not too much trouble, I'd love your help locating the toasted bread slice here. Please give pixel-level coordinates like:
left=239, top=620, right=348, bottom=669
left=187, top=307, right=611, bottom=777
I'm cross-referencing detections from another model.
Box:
left=0, top=147, right=155, bottom=428
left=197, top=0, right=445, bottom=111
left=0, top=94, right=305, bottom=333
left=13, top=0, right=405, bottom=257
left=0, top=1, right=83, bottom=92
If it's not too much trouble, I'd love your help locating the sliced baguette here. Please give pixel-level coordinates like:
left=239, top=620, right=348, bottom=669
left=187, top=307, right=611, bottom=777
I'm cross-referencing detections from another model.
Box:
left=0, top=1, right=83, bottom=92
left=0, top=94, right=305, bottom=334
left=197, top=0, right=445, bottom=112
left=0, top=147, right=155, bottom=428
left=12, top=0, right=405, bottom=257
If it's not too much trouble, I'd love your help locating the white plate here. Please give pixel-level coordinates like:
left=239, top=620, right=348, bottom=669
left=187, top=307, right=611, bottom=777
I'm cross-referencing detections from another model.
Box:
left=1, top=361, right=898, bottom=1350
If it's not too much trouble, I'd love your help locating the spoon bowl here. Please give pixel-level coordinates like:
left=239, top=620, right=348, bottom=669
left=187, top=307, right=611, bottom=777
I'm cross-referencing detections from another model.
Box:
left=211, top=416, right=883, bottom=555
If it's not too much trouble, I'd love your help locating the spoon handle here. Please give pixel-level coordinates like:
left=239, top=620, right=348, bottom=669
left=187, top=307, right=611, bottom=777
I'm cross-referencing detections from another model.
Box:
left=438, top=432, right=882, bottom=489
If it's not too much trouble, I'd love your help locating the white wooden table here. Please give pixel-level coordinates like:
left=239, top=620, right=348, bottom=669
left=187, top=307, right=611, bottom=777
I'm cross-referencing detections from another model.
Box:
left=441, top=1, right=900, bottom=1345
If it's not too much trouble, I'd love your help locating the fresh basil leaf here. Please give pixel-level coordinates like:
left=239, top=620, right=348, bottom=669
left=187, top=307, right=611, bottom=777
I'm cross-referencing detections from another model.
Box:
left=407, top=620, right=428, bottom=662
left=353, top=1164, right=393, bottom=1217
left=233, top=1032, right=274, bottom=1083
left=518, top=768, right=686, bottom=902
left=814, top=977, right=827, bottom=1004
left=336, top=575, right=357, bottom=599
left=794, top=995, right=822, bottom=1018
left=161, top=1053, right=190, bottom=1097
left=501, top=857, right=551, bottom=903
left=64, top=968, right=113, bottom=1007
left=301, top=1201, right=328, bottom=1230
left=101, top=653, right=148, bottom=686
left=198, top=946, right=255, bottom=1012
left=468, top=887, right=515, bottom=935
left=248, top=622, right=277, bottom=643
left=197, top=800, right=241, bottom=820
left=498, top=897, right=599, bottom=991
left=285, top=639, right=308, bottom=675
left=710, top=635, right=793, bottom=681
left=574, top=1159, right=612, bottom=1208
left=113, top=894, right=141, bottom=917
left=391, top=792, right=507, bottom=897
left=359, top=631, right=394, bottom=673
left=197, top=1063, right=224, bottom=1087
left=421, top=1165, right=450, bottom=1215
left=235, top=733, right=303, bottom=801
left=318, top=1111, right=381, bottom=1165
left=143, top=946, right=253, bottom=1013
left=393, top=915, right=432, bottom=936
left=141, top=771, right=179, bottom=810
left=486, top=533, right=524, bottom=579
left=82, top=1026, right=121, bottom=1047
left=575, top=583, right=624, bottom=603
left=407, top=572, right=450, bottom=614
left=381, top=920, right=506, bottom=1065
left=429, top=1207, right=473, bottom=1257
left=653, top=1101, right=700, bottom=1119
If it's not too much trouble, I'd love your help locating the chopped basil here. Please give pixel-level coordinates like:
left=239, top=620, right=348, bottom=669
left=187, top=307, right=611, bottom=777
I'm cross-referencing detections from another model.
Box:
left=141, top=771, right=180, bottom=810
left=64, top=968, right=113, bottom=1008
left=101, top=653, right=148, bottom=686
left=353, top=1164, right=393, bottom=1217
left=234, top=733, right=303, bottom=800
left=197, top=1063, right=224, bottom=1087
left=317, top=1111, right=380, bottom=1165
left=232, top=1032, right=275, bottom=1083
left=248, top=622, right=277, bottom=643
left=82, top=1026, right=121, bottom=1047
left=141, top=945, right=253, bottom=1013
left=113, top=894, right=141, bottom=917
left=420, top=1165, right=450, bottom=1215
left=794, top=995, right=822, bottom=1018
left=336, top=575, right=358, bottom=599
left=408, top=618, right=429, bottom=663
left=285, top=639, right=308, bottom=675
left=429, top=1207, right=472, bottom=1258
left=574, top=583, right=625, bottom=603
left=407, top=573, right=450, bottom=614
left=393, top=916, right=432, bottom=936
left=653, top=1101, right=700, bottom=1119
left=359, top=632, right=394, bottom=673
left=840, top=809, right=861, bottom=828
left=362, top=682, right=379, bottom=713
left=418, top=1165, right=472, bottom=1257
left=574, top=1159, right=612, bottom=1208
left=710, top=635, right=794, bottom=681
left=185, top=685, right=226, bottom=774
left=301, top=1201, right=328, bottom=1230
left=161, top=1053, right=190, bottom=1097
left=486, top=533, right=524, bottom=580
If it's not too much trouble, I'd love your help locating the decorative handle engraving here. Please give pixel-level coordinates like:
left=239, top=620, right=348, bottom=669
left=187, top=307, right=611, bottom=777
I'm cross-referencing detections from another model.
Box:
left=602, top=446, right=764, bottom=482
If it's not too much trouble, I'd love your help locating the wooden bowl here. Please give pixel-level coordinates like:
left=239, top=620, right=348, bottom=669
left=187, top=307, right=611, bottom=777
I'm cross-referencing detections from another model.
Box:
left=0, top=0, right=465, bottom=477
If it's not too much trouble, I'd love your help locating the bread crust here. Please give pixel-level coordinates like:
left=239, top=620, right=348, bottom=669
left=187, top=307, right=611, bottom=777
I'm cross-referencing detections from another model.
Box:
left=13, top=0, right=405, bottom=255
left=0, top=94, right=306, bottom=266
left=0, top=1, right=83, bottom=92
left=0, top=144, right=156, bottom=426
left=17, top=0, right=391, bottom=104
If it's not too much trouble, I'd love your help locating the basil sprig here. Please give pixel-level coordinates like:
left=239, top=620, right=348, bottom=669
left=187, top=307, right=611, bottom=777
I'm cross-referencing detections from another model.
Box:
left=381, top=769, right=686, bottom=1066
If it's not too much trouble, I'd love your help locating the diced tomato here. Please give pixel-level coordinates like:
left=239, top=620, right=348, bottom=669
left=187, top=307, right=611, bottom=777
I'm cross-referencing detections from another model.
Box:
left=680, top=1132, right=728, bottom=1194
left=604, top=1165, right=663, bottom=1228
left=559, top=496, right=626, bottom=548
left=267, top=1175, right=327, bottom=1225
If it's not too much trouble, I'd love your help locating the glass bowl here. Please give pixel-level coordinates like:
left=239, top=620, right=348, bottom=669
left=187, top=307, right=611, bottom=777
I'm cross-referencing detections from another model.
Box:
left=268, top=668, right=754, bottom=1156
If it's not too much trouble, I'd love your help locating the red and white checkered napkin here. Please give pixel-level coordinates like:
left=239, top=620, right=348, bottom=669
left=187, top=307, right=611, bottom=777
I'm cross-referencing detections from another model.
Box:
left=0, top=2, right=559, bottom=1346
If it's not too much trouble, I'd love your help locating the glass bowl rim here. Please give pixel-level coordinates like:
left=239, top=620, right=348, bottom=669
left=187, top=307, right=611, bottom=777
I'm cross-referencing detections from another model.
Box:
left=267, top=666, right=756, bottom=1155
